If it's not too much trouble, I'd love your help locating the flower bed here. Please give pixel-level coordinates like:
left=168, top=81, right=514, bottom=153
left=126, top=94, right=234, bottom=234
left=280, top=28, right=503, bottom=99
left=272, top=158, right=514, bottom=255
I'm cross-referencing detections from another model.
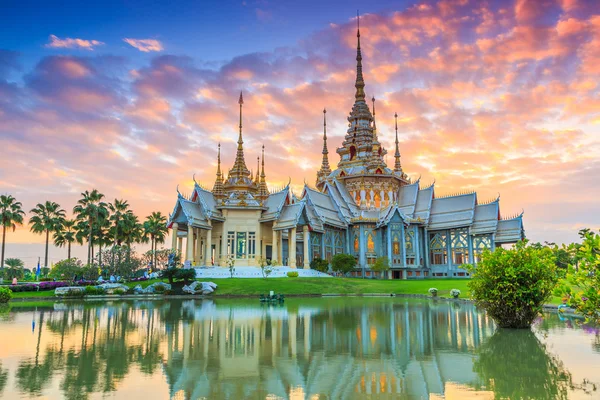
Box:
left=5, top=281, right=70, bottom=292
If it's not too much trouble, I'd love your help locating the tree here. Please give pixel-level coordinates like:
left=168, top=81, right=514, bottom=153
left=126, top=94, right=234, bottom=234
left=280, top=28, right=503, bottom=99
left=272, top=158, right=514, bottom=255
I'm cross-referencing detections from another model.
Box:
left=121, top=211, right=144, bottom=262
left=467, top=240, right=557, bottom=329
left=73, top=189, right=107, bottom=264
left=1, top=194, right=26, bottom=270
left=29, top=201, right=66, bottom=268
left=371, top=256, right=390, bottom=279
left=53, top=219, right=77, bottom=259
left=143, top=212, right=168, bottom=271
left=108, top=199, right=129, bottom=245
left=310, top=257, right=329, bottom=273
left=331, top=254, right=356, bottom=276
left=49, top=258, right=83, bottom=280
left=560, top=229, right=600, bottom=324
left=3, top=258, right=24, bottom=281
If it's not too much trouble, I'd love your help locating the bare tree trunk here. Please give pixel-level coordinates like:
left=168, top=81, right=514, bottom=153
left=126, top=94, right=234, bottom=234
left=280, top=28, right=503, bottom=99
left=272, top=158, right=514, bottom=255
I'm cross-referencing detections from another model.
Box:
left=44, top=230, right=49, bottom=268
left=88, top=217, right=92, bottom=265
left=68, top=241, right=71, bottom=259
left=1, top=224, right=6, bottom=269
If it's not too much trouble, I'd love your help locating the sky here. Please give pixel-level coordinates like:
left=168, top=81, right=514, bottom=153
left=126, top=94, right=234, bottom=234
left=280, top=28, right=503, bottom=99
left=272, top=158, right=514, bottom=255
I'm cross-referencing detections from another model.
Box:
left=1, top=0, right=599, bottom=267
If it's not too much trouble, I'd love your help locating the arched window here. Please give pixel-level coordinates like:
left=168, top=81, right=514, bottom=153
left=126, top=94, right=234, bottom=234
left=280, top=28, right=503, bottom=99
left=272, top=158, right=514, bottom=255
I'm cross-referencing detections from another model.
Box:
left=354, top=234, right=359, bottom=253
left=375, top=168, right=383, bottom=174
left=429, top=232, right=448, bottom=265
left=350, top=146, right=357, bottom=160
left=366, top=232, right=375, bottom=253
left=374, top=192, right=381, bottom=208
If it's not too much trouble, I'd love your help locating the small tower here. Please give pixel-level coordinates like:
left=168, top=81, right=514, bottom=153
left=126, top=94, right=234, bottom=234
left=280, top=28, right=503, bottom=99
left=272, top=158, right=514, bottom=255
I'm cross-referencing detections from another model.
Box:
left=258, top=145, right=269, bottom=199
left=316, top=108, right=332, bottom=189
left=394, top=112, right=402, bottom=173
left=212, top=143, right=225, bottom=201
left=223, top=91, right=254, bottom=194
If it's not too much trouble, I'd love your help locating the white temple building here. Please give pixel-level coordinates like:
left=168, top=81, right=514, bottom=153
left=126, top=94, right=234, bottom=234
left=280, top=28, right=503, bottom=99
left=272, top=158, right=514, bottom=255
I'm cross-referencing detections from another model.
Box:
left=166, top=21, right=524, bottom=279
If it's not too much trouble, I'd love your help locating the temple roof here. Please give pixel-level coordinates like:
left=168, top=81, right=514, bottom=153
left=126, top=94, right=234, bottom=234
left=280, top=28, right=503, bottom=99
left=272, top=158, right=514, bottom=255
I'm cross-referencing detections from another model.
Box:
left=168, top=195, right=212, bottom=229
left=398, top=181, right=419, bottom=216
left=428, top=193, right=476, bottom=230
left=275, top=202, right=305, bottom=230
left=414, top=184, right=434, bottom=223
left=260, top=186, right=290, bottom=222
left=303, top=185, right=347, bottom=229
left=471, top=199, right=500, bottom=235
left=495, top=215, right=525, bottom=243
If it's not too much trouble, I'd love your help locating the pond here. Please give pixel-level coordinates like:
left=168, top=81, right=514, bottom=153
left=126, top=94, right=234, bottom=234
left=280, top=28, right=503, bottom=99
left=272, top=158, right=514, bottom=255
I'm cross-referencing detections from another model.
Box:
left=0, top=298, right=598, bottom=399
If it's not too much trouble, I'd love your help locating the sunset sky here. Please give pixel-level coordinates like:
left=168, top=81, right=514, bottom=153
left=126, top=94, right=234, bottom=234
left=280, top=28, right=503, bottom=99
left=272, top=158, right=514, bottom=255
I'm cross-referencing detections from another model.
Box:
left=1, top=0, right=599, bottom=266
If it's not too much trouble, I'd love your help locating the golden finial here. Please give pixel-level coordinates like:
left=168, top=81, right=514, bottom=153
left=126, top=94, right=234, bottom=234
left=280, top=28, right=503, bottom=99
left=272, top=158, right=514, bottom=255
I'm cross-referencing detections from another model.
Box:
left=394, top=112, right=402, bottom=172
left=355, top=11, right=365, bottom=101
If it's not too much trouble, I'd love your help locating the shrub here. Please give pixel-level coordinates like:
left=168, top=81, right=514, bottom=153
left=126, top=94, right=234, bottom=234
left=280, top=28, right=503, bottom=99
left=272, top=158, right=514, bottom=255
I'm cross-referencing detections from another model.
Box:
left=63, top=288, right=85, bottom=298
left=428, top=288, right=438, bottom=297
left=153, top=284, right=166, bottom=293
left=176, top=268, right=196, bottom=284
left=161, top=267, right=179, bottom=285
left=287, top=271, right=299, bottom=278
left=38, top=281, right=69, bottom=291
left=85, top=286, right=105, bottom=295
left=450, top=289, right=461, bottom=299
left=371, top=256, right=390, bottom=279
left=50, top=258, right=83, bottom=280
left=0, top=287, right=12, bottom=303
left=310, top=258, right=329, bottom=273
left=467, top=240, right=557, bottom=329
left=331, top=254, right=356, bottom=276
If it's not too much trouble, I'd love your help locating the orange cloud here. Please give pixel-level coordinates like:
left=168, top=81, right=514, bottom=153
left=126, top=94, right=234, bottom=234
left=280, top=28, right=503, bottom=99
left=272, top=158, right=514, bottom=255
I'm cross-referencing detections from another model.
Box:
left=45, top=34, right=104, bottom=50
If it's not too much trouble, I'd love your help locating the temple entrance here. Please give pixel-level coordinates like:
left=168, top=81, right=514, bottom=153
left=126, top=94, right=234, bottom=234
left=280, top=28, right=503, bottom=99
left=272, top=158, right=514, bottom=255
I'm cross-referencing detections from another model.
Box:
left=265, top=245, right=272, bottom=262
left=392, top=270, right=402, bottom=279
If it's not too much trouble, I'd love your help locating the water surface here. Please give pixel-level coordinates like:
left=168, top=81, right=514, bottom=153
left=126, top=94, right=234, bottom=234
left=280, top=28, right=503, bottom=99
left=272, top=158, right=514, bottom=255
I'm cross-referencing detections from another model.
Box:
left=0, top=298, right=598, bottom=399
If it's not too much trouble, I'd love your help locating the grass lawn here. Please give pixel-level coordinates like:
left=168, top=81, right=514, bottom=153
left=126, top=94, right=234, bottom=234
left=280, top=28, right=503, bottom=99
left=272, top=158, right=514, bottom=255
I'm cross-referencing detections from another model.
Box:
left=197, top=277, right=472, bottom=297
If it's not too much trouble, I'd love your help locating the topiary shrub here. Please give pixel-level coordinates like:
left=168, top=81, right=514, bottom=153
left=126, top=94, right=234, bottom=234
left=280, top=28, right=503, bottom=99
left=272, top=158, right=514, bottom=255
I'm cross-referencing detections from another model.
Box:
left=0, top=287, right=12, bottom=303
left=287, top=271, right=299, bottom=278
left=310, top=258, right=329, bottom=273
left=175, top=268, right=196, bottom=284
left=467, top=240, right=557, bottom=329
left=331, top=254, right=356, bottom=276
left=161, top=267, right=179, bottom=285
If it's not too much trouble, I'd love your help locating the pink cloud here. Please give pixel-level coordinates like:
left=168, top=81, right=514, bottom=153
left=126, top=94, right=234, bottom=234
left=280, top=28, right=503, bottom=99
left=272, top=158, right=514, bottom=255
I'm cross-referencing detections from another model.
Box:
left=45, top=34, right=104, bottom=50
left=123, top=38, right=164, bottom=52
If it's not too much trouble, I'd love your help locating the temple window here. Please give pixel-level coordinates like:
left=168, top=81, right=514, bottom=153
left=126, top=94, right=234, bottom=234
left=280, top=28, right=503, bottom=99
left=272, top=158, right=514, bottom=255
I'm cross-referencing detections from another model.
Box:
left=324, top=230, right=333, bottom=262
left=350, top=146, right=357, bottom=160
left=227, top=231, right=235, bottom=257
left=311, top=233, right=322, bottom=259
left=374, top=193, right=381, bottom=208
left=248, top=232, right=256, bottom=258
left=451, top=228, right=469, bottom=265
left=429, top=232, right=448, bottom=265
left=334, top=231, right=345, bottom=255
left=405, top=227, right=415, bottom=265
left=473, top=234, right=492, bottom=263
left=353, top=228, right=360, bottom=254
left=236, top=232, right=247, bottom=258
left=366, top=231, right=375, bottom=253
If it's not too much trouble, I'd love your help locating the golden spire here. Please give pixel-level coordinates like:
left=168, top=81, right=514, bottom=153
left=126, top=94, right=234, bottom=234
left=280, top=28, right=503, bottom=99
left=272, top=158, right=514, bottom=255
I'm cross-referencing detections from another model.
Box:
left=317, top=108, right=332, bottom=188
left=229, top=91, right=251, bottom=179
left=259, top=144, right=269, bottom=198
left=212, top=143, right=225, bottom=198
left=355, top=12, right=365, bottom=102
left=394, top=112, right=402, bottom=172
left=255, top=156, right=260, bottom=183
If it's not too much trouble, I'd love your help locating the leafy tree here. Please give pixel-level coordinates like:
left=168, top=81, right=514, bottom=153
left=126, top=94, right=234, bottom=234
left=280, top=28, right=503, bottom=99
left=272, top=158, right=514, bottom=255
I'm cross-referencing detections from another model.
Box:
left=29, top=201, right=66, bottom=268
left=467, top=240, right=557, bottom=328
left=121, top=211, right=144, bottom=262
left=310, top=257, right=329, bottom=273
left=176, top=268, right=196, bottom=284
left=1, top=194, right=26, bottom=270
left=49, top=258, right=83, bottom=280
left=53, top=219, right=77, bottom=259
left=4, top=258, right=24, bottom=268
left=331, top=254, right=356, bottom=276
left=108, top=199, right=130, bottom=245
left=559, top=229, right=600, bottom=324
left=97, top=246, right=143, bottom=278
left=142, top=212, right=168, bottom=270
left=4, top=258, right=25, bottom=281
left=258, top=257, right=273, bottom=278
left=371, top=256, right=390, bottom=279
left=73, top=189, right=107, bottom=265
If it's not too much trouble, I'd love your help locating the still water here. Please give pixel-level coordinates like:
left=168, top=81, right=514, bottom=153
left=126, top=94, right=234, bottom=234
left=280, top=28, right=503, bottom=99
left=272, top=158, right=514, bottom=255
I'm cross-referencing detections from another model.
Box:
left=0, top=298, right=598, bottom=399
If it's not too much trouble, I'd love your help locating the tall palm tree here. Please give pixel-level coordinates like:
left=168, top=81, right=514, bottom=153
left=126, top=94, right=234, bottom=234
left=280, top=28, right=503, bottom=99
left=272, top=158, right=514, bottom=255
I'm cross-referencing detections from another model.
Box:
left=29, top=201, right=66, bottom=268
left=93, top=211, right=110, bottom=267
left=53, top=219, right=77, bottom=259
left=73, top=189, right=107, bottom=265
left=108, top=199, right=129, bottom=246
left=121, top=212, right=143, bottom=263
left=143, top=212, right=168, bottom=270
left=1, top=194, right=25, bottom=269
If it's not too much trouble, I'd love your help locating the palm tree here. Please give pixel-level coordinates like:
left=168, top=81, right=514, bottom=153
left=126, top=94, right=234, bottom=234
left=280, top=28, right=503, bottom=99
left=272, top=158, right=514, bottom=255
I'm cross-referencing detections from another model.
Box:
left=29, top=201, right=66, bottom=268
left=53, top=219, right=77, bottom=259
left=143, top=212, right=168, bottom=270
left=73, top=189, right=107, bottom=265
left=0, top=194, right=25, bottom=269
left=108, top=199, right=129, bottom=246
left=121, top=212, right=143, bottom=263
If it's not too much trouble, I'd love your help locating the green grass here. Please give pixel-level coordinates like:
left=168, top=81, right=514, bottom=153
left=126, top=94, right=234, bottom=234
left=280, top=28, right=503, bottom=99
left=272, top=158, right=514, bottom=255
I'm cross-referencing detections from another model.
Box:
left=197, top=277, right=471, bottom=297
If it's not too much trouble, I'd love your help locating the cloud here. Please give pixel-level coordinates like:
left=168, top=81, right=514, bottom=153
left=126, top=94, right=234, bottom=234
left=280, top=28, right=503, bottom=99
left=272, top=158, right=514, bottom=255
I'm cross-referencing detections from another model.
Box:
left=123, top=38, right=164, bottom=52
left=45, top=34, right=104, bottom=50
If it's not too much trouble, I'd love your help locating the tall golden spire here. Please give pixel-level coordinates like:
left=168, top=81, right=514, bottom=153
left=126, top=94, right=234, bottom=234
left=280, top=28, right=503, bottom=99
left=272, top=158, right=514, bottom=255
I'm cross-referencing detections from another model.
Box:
left=355, top=12, right=365, bottom=102
left=371, top=96, right=377, bottom=137
left=394, top=112, right=402, bottom=172
left=255, top=156, right=260, bottom=183
left=212, top=143, right=225, bottom=199
left=229, top=91, right=251, bottom=179
left=259, top=144, right=269, bottom=198
left=316, top=108, right=332, bottom=188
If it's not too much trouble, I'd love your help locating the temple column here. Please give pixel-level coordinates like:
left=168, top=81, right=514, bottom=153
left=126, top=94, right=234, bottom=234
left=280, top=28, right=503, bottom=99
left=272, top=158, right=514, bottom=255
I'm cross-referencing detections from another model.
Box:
left=414, top=226, right=420, bottom=267
left=359, top=225, right=366, bottom=277
left=303, top=226, right=310, bottom=269
left=387, top=226, right=392, bottom=273
left=205, top=221, right=212, bottom=266
left=186, top=224, right=194, bottom=264
left=272, top=228, right=279, bottom=263
left=278, top=229, right=284, bottom=262
left=256, top=221, right=262, bottom=261
left=195, top=228, right=201, bottom=265
left=171, top=223, right=178, bottom=251
left=289, top=227, right=297, bottom=268
left=177, top=237, right=183, bottom=255
left=401, top=224, right=407, bottom=268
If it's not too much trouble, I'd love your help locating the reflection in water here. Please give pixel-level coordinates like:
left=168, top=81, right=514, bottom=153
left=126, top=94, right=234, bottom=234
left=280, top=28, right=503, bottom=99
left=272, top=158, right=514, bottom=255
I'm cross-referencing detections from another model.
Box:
left=0, top=298, right=597, bottom=399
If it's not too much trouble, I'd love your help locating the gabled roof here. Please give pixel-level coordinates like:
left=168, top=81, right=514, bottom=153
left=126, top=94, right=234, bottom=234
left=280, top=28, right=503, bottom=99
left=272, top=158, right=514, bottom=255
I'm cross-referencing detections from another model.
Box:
left=414, top=183, right=434, bottom=223
left=304, top=201, right=324, bottom=232
left=471, top=199, right=500, bottom=235
left=168, top=195, right=212, bottom=229
left=324, top=179, right=359, bottom=221
left=495, top=215, right=525, bottom=243
left=275, top=202, right=305, bottom=230
left=428, top=192, right=476, bottom=230
left=376, top=204, right=408, bottom=228
left=303, top=185, right=347, bottom=229
left=397, top=181, right=419, bottom=217
left=260, top=186, right=290, bottom=222
left=193, top=184, right=223, bottom=219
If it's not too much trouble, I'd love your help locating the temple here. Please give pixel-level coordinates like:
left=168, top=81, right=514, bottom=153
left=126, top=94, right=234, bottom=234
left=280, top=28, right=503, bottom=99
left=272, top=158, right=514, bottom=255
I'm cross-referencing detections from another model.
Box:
left=166, top=18, right=524, bottom=279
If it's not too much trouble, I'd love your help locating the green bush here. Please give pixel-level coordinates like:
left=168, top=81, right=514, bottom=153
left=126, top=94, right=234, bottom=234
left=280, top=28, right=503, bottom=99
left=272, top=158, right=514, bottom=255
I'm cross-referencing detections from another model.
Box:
left=371, top=256, right=390, bottom=278
left=175, top=268, right=196, bottom=284
left=310, top=258, right=329, bottom=273
left=467, top=240, right=557, bottom=329
left=0, top=287, right=12, bottom=303
left=331, top=254, right=356, bottom=276
left=50, top=258, right=83, bottom=280
left=84, top=286, right=105, bottom=296
left=287, top=271, right=299, bottom=278
left=161, top=267, right=178, bottom=285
